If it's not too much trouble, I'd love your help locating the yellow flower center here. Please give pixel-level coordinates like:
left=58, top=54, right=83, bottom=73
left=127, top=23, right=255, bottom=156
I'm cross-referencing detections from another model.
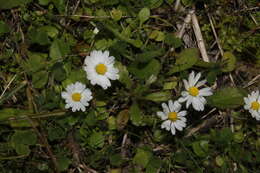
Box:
left=251, top=101, right=260, bottom=111
left=188, top=86, right=199, bottom=96
left=95, top=64, right=107, bottom=75
left=168, top=112, right=178, bottom=122
left=72, top=93, right=81, bottom=102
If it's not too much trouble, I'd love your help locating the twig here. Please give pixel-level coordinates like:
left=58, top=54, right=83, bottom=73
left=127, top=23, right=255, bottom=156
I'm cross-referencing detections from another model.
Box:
left=25, top=116, right=60, bottom=173
left=176, top=10, right=193, bottom=38
left=5, top=111, right=67, bottom=122
left=205, top=5, right=224, bottom=57
left=185, top=115, right=218, bottom=137
left=243, top=74, right=260, bottom=88
left=121, top=133, right=128, bottom=159
left=191, top=9, right=210, bottom=62
left=0, top=74, right=17, bottom=99
left=229, top=74, right=236, bottom=133
left=0, top=80, right=27, bottom=106
left=174, top=0, right=181, bottom=11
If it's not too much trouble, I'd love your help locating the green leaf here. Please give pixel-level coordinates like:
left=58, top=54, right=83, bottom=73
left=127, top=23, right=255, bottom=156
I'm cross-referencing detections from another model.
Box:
left=111, top=9, right=122, bottom=21
left=233, top=132, right=244, bottom=143
left=52, top=0, right=65, bottom=13
left=11, top=130, right=37, bottom=146
left=221, top=51, right=236, bottom=72
left=138, top=8, right=150, bottom=24
left=62, top=69, right=87, bottom=86
left=0, top=21, right=11, bottom=36
left=88, top=131, right=105, bottom=148
left=0, top=0, right=32, bottom=9
left=22, top=52, right=48, bottom=74
left=168, top=48, right=199, bottom=74
left=47, top=126, right=66, bottom=141
left=128, top=59, right=161, bottom=80
left=146, top=156, right=162, bottom=173
left=215, top=155, right=224, bottom=167
left=32, top=70, right=48, bottom=89
left=144, top=0, right=163, bottom=9
left=192, top=142, right=205, bottom=157
left=107, top=116, right=117, bottom=130
left=207, top=87, right=247, bottom=109
left=149, top=30, right=165, bottom=42
left=163, top=81, right=177, bottom=90
left=165, top=33, right=182, bottom=48
left=14, top=144, right=30, bottom=155
left=143, top=91, right=171, bottom=102
left=129, top=102, right=142, bottom=126
left=39, top=25, right=59, bottom=38
left=38, top=0, right=51, bottom=5
left=116, top=109, right=129, bottom=131
left=115, top=62, right=133, bottom=89
left=52, top=63, right=66, bottom=82
left=133, top=147, right=153, bottom=168
left=136, top=48, right=165, bottom=63
left=50, top=39, right=70, bottom=60
left=109, top=154, right=124, bottom=166
left=29, top=29, right=50, bottom=45
left=57, top=155, right=71, bottom=171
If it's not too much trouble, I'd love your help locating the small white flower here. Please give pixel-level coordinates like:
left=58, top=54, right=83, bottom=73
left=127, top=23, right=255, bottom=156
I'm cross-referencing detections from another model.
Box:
left=83, top=50, right=119, bottom=89
left=93, top=27, right=99, bottom=34
left=61, top=82, right=93, bottom=112
left=178, top=71, right=213, bottom=111
left=244, top=90, right=260, bottom=121
left=157, top=100, right=187, bottom=135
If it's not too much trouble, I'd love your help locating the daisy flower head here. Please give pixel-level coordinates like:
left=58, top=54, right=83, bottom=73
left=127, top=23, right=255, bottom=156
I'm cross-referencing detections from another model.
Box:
left=244, top=90, right=260, bottom=121
left=83, top=50, right=119, bottom=90
left=178, top=71, right=213, bottom=111
left=157, top=100, right=187, bottom=135
left=61, top=82, right=93, bottom=112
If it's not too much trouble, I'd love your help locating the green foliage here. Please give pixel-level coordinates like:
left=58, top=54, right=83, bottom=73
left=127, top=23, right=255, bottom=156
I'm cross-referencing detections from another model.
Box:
left=11, top=130, right=37, bottom=155
left=50, top=39, right=70, bottom=60
left=0, top=0, right=259, bottom=172
left=138, top=8, right=150, bottom=24
left=221, top=52, right=237, bottom=72
left=208, top=87, right=247, bottom=109
left=0, top=21, right=11, bottom=36
left=0, top=0, right=32, bottom=9
left=168, top=48, right=199, bottom=74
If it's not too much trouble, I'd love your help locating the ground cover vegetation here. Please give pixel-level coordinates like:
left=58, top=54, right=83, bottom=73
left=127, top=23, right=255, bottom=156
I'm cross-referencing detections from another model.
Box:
left=0, top=0, right=259, bottom=172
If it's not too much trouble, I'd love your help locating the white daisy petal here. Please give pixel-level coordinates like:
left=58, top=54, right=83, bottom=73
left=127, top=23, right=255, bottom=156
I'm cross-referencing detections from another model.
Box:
left=174, top=122, right=183, bottom=131
left=168, top=100, right=175, bottom=112
left=195, top=79, right=207, bottom=87
left=61, top=82, right=92, bottom=112
left=183, top=79, right=190, bottom=90
left=157, top=111, right=167, bottom=120
left=83, top=50, right=119, bottom=89
left=180, top=71, right=212, bottom=111
left=244, top=90, right=260, bottom=121
left=170, top=123, right=176, bottom=135
left=188, top=71, right=195, bottom=85
left=193, top=72, right=201, bottom=86
left=199, top=87, right=213, bottom=96
left=161, top=120, right=171, bottom=131
left=158, top=100, right=188, bottom=135
left=162, top=103, right=170, bottom=114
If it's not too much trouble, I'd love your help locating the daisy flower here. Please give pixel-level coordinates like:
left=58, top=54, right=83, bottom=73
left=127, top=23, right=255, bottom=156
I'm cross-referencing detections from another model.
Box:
left=83, top=50, right=119, bottom=89
left=178, top=71, right=213, bottom=111
left=244, top=90, right=260, bottom=121
left=157, top=100, right=187, bottom=135
left=61, top=82, right=93, bottom=112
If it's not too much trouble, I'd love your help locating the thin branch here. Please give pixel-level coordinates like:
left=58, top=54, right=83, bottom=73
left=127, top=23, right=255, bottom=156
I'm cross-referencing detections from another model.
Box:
left=205, top=5, right=224, bottom=57
left=191, top=9, right=210, bottom=62
left=176, top=10, right=193, bottom=38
